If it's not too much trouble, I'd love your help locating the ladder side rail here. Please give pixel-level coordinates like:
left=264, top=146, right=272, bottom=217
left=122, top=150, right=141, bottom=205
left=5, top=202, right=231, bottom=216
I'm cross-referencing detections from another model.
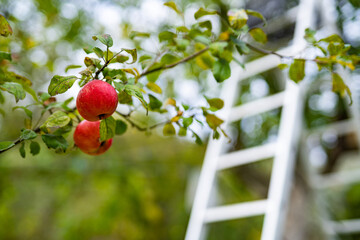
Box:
left=184, top=65, right=244, bottom=240
left=261, top=0, right=317, bottom=238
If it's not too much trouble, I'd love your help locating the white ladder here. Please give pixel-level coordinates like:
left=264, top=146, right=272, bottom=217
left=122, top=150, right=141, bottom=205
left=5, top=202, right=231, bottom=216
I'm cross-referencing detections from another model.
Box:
left=185, top=0, right=317, bottom=239
left=300, top=0, right=360, bottom=237
left=300, top=75, right=360, bottom=239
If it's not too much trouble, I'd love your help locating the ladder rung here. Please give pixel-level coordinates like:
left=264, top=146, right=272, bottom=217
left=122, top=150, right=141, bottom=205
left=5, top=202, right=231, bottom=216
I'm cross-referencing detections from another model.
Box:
left=228, top=92, right=285, bottom=122
left=217, top=142, right=277, bottom=170
left=326, top=219, right=360, bottom=234
left=204, top=199, right=267, bottom=223
left=233, top=46, right=295, bottom=83
left=312, top=167, right=360, bottom=189
left=308, top=119, right=355, bottom=136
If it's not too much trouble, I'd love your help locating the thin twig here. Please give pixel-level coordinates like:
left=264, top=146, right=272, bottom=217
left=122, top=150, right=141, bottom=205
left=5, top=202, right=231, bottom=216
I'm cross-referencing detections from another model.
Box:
left=246, top=43, right=290, bottom=59
left=116, top=111, right=169, bottom=131
left=94, top=50, right=123, bottom=79
left=138, top=46, right=210, bottom=78
left=0, top=127, right=41, bottom=154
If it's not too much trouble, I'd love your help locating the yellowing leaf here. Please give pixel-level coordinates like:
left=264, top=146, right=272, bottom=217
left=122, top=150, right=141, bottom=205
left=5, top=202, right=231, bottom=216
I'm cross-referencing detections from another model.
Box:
left=165, top=98, right=176, bottom=106
left=289, top=59, right=305, bottom=83
left=194, top=7, right=218, bottom=20
left=164, top=1, right=181, bottom=14
left=206, top=114, right=224, bottom=130
left=0, top=14, right=12, bottom=37
left=163, top=123, right=176, bottom=136
left=146, top=82, right=162, bottom=94
left=332, top=72, right=352, bottom=104
left=228, top=9, right=248, bottom=29
left=249, top=28, right=267, bottom=44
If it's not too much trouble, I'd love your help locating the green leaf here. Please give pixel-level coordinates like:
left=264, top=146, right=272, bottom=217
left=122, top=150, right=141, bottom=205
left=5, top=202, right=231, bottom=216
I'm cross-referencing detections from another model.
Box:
left=92, top=34, right=113, bottom=47
left=328, top=42, right=344, bottom=56
left=206, top=98, right=224, bottom=111
left=209, top=42, right=228, bottom=56
left=332, top=72, right=352, bottom=104
left=83, top=46, right=94, bottom=54
left=84, top=57, right=101, bottom=67
left=228, top=9, right=248, bottom=29
left=213, top=129, right=220, bottom=139
left=245, top=10, right=267, bottom=26
left=199, top=20, right=212, bottom=31
left=100, top=116, right=116, bottom=142
left=93, top=47, right=104, bottom=58
left=159, top=31, right=176, bottom=42
left=0, top=91, right=4, bottom=104
left=20, top=129, right=37, bottom=140
left=0, top=82, right=26, bottom=102
left=13, top=106, right=32, bottom=119
left=192, top=132, right=203, bottom=145
left=41, top=134, right=68, bottom=152
left=212, top=58, right=231, bottom=83
left=122, top=48, right=137, bottom=64
left=139, top=55, right=152, bottom=62
left=182, top=103, right=189, bottom=110
left=349, top=0, right=360, bottom=8
left=249, top=28, right=267, bottom=44
left=118, top=91, right=133, bottom=104
left=161, top=53, right=179, bottom=65
left=146, top=63, right=164, bottom=82
left=115, top=120, right=127, bottom=135
left=0, top=51, right=11, bottom=61
left=115, top=54, right=129, bottom=63
left=149, top=94, right=162, bottom=111
left=277, top=63, right=288, bottom=70
left=146, top=82, right=162, bottom=94
left=43, top=111, right=71, bottom=128
left=19, top=142, right=25, bottom=158
left=182, top=117, right=193, bottom=128
left=176, top=26, right=189, bottom=32
left=0, top=14, right=13, bottom=37
left=65, top=65, right=82, bottom=73
left=195, top=43, right=214, bottom=69
left=206, top=114, right=224, bottom=130
left=194, top=7, right=218, bottom=19
left=124, top=85, right=148, bottom=110
left=178, top=127, right=187, bottom=136
left=0, top=141, right=15, bottom=151
left=48, top=75, right=77, bottom=96
left=231, top=36, right=250, bottom=55
left=129, top=31, right=151, bottom=39
left=30, top=141, right=40, bottom=156
left=163, top=123, right=176, bottom=136
left=289, top=59, right=305, bottom=83
left=319, top=34, right=344, bottom=43
left=164, top=1, right=182, bottom=14
left=304, top=28, right=316, bottom=43
left=175, top=39, right=190, bottom=51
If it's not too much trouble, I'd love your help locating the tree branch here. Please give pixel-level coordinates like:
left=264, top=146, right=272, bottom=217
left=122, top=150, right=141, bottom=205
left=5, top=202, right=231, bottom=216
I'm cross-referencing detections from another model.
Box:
left=94, top=50, right=123, bottom=79
left=0, top=127, right=41, bottom=154
left=246, top=43, right=290, bottom=59
left=139, top=46, right=210, bottom=78
left=116, top=111, right=169, bottom=131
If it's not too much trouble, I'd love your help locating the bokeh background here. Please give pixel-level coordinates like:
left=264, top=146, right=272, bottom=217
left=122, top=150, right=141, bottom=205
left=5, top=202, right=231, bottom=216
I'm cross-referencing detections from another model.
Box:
left=0, top=0, right=360, bottom=239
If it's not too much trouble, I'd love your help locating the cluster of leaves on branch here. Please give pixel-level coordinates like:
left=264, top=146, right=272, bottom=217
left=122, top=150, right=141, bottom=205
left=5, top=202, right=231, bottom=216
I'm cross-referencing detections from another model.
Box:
left=0, top=2, right=359, bottom=157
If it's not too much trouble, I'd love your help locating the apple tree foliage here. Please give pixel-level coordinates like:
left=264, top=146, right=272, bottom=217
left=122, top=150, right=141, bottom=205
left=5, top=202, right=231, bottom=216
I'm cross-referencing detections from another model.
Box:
left=0, top=2, right=359, bottom=157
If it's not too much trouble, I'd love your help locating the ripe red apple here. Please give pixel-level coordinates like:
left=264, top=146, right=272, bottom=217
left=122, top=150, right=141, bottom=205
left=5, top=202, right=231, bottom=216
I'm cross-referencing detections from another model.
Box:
left=73, top=120, right=112, bottom=155
left=76, top=80, right=118, bottom=121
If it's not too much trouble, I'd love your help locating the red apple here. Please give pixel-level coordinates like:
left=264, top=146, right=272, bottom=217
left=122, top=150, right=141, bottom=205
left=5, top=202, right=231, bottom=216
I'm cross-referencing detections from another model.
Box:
left=76, top=80, right=118, bottom=121
left=73, top=120, right=112, bottom=155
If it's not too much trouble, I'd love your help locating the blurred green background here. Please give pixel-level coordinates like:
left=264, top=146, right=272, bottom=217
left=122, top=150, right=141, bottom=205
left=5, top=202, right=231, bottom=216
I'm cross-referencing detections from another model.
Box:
left=0, top=0, right=360, bottom=239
